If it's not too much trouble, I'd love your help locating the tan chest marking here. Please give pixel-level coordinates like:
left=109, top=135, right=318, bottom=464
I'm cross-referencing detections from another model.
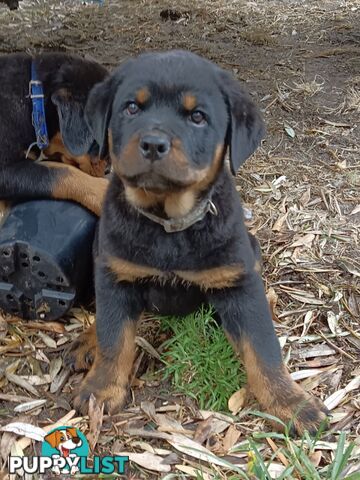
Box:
left=108, top=257, right=244, bottom=291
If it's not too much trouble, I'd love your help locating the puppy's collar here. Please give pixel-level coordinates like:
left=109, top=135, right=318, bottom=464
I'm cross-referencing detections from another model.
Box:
left=136, top=192, right=218, bottom=233
left=28, top=61, right=49, bottom=151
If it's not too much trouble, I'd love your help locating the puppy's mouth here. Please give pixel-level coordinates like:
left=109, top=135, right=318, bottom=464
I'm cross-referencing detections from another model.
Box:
left=123, top=172, right=189, bottom=193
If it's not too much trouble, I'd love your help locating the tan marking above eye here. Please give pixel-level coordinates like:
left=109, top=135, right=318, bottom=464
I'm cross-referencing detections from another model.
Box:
left=183, top=93, right=197, bottom=111
left=135, top=87, right=150, bottom=104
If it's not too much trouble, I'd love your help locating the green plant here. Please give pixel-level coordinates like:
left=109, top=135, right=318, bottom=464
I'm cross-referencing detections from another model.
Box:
left=160, top=306, right=246, bottom=411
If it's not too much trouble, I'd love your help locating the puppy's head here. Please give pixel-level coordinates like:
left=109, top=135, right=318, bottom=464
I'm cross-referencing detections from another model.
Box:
left=49, top=55, right=110, bottom=176
left=85, top=51, right=264, bottom=206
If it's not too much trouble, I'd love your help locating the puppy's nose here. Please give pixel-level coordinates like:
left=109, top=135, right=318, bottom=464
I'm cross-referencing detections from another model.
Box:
left=139, top=133, right=170, bottom=161
left=73, top=436, right=81, bottom=444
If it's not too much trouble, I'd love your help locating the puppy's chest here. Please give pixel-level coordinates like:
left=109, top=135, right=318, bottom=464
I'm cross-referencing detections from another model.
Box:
left=107, top=256, right=244, bottom=292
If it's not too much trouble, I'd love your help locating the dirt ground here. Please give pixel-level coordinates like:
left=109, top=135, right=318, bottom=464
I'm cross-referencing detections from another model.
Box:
left=0, top=0, right=359, bottom=478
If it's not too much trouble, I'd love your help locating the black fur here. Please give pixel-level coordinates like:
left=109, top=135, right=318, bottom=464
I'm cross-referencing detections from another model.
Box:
left=0, top=52, right=107, bottom=203
left=74, top=51, right=328, bottom=433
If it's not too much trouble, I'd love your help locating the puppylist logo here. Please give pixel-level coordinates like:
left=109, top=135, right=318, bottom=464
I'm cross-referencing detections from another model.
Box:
left=9, top=426, right=128, bottom=476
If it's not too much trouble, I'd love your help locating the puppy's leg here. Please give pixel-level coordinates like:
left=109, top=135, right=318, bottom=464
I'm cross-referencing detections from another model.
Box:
left=74, top=263, right=143, bottom=414
left=0, top=160, right=108, bottom=216
left=208, top=272, right=329, bottom=435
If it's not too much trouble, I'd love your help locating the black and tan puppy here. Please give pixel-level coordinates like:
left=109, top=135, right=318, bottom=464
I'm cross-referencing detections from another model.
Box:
left=68, top=50, right=328, bottom=434
left=0, top=52, right=109, bottom=216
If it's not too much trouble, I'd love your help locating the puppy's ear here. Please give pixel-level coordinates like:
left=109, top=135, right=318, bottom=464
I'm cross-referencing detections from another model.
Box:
left=85, top=75, right=118, bottom=159
left=44, top=430, right=61, bottom=449
left=219, top=71, right=265, bottom=175
left=51, top=89, right=94, bottom=156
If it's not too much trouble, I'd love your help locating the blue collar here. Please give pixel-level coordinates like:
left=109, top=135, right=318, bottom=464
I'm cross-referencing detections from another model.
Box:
left=29, top=61, right=49, bottom=150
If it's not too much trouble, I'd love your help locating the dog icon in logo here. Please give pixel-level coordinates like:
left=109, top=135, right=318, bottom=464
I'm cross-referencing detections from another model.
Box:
left=43, top=426, right=87, bottom=475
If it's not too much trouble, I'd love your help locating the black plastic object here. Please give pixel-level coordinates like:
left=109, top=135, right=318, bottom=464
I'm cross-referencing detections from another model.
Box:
left=0, top=200, right=97, bottom=320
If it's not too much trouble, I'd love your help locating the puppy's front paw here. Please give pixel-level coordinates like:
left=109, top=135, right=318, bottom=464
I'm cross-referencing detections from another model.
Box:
left=289, top=393, right=329, bottom=436
left=268, top=392, right=329, bottom=436
left=74, top=376, right=128, bottom=415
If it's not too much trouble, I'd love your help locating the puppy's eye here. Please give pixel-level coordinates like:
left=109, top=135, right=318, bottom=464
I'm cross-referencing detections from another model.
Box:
left=190, top=110, right=206, bottom=125
left=125, top=102, right=140, bottom=116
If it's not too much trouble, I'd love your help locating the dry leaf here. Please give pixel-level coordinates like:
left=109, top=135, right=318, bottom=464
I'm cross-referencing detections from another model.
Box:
left=222, top=425, right=241, bottom=453
left=168, top=433, right=239, bottom=469
left=5, top=373, right=39, bottom=396
left=309, top=451, right=323, bottom=467
left=156, top=414, right=186, bottom=434
left=0, top=422, right=45, bottom=442
left=50, top=369, right=70, bottom=394
left=26, top=321, right=65, bottom=334
left=349, top=205, right=360, bottom=215
left=176, top=464, right=211, bottom=479
left=288, top=293, right=324, bottom=305
left=298, top=345, right=336, bottom=358
left=0, top=314, right=8, bottom=339
left=290, top=233, right=315, bottom=248
left=0, top=431, right=17, bottom=462
left=120, top=451, right=171, bottom=473
left=21, top=374, right=51, bottom=386
left=338, top=259, right=360, bottom=277
left=284, top=124, right=295, bottom=138
left=266, top=288, right=279, bottom=321
left=199, top=411, right=234, bottom=424
left=324, top=375, right=360, bottom=410
left=228, top=388, right=247, bottom=415
left=14, top=399, right=47, bottom=413
left=327, top=312, right=341, bottom=335
left=290, top=368, right=325, bottom=381
left=49, top=357, right=63, bottom=382
left=194, top=416, right=227, bottom=444
left=266, top=437, right=289, bottom=467
left=301, top=310, right=315, bottom=337
left=135, top=336, right=162, bottom=361
left=300, top=187, right=311, bottom=207
left=272, top=212, right=288, bottom=232
left=37, top=332, right=57, bottom=349
left=87, top=394, right=104, bottom=451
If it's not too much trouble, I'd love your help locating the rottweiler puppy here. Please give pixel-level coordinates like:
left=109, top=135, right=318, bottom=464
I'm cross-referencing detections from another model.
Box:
left=68, top=50, right=328, bottom=434
left=0, top=52, right=109, bottom=216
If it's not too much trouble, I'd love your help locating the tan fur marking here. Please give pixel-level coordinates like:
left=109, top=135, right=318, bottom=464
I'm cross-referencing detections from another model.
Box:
left=108, top=256, right=164, bottom=283
left=183, top=93, right=197, bottom=111
left=45, top=132, right=106, bottom=178
left=75, top=321, right=138, bottom=414
left=171, top=138, right=191, bottom=167
left=254, top=259, right=262, bottom=274
left=108, top=257, right=242, bottom=291
left=191, top=143, right=224, bottom=193
left=232, top=338, right=328, bottom=434
left=42, top=161, right=108, bottom=216
left=67, top=322, right=97, bottom=372
left=164, top=190, right=196, bottom=218
left=176, top=264, right=244, bottom=291
left=135, top=87, right=150, bottom=104
left=0, top=201, right=9, bottom=221
left=125, top=187, right=164, bottom=209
